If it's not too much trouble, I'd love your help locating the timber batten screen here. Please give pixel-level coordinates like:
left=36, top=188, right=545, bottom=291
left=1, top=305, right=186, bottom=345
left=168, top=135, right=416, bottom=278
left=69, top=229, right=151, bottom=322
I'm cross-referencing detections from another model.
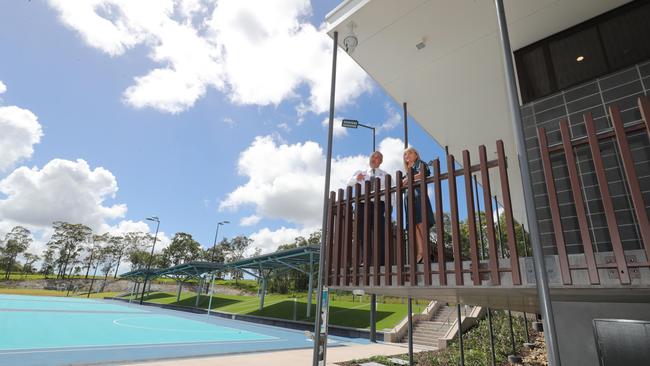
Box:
left=324, top=140, right=522, bottom=289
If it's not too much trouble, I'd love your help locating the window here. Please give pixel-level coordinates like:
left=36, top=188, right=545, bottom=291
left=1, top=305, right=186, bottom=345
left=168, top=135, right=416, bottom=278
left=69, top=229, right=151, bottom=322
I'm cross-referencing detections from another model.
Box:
left=515, top=1, right=650, bottom=104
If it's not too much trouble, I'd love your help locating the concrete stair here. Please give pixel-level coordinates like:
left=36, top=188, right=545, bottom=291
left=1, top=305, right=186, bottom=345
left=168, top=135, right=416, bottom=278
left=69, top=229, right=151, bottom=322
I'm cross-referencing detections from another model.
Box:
left=401, top=304, right=455, bottom=348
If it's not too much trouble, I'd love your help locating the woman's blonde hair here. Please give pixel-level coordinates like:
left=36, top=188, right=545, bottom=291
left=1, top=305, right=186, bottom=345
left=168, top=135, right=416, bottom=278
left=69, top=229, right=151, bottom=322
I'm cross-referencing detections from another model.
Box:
left=403, top=146, right=420, bottom=171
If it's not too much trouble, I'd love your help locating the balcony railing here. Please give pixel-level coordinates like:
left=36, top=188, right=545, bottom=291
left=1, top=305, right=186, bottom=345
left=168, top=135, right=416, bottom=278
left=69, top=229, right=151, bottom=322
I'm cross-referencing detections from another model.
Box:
left=325, top=139, right=521, bottom=288
left=324, top=96, right=650, bottom=291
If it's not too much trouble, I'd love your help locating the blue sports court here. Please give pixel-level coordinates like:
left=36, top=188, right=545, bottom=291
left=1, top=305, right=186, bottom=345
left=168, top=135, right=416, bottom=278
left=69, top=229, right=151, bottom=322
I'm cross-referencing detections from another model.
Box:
left=0, top=294, right=366, bottom=365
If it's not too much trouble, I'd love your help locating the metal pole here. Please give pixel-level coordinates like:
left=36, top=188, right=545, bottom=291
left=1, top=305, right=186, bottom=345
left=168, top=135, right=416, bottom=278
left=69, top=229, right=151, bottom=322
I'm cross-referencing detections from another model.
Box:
left=312, top=30, right=338, bottom=366
left=508, top=309, right=517, bottom=355
left=403, top=102, right=408, bottom=148
left=176, top=281, right=183, bottom=302
left=407, top=297, right=413, bottom=366
left=293, top=297, right=298, bottom=321
left=524, top=312, right=531, bottom=343
left=211, top=224, right=221, bottom=262
left=493, top=1, right=560, bottom=364
left=129, top=281, right=136, bottom=303
left=140, top=219, right=160, bottom=305
left=522, top=224, right=529, bottom=257
left=207, top=273, right=215, bottom=315
left=372, top=127, right=376, bottom=152
left=475, top=176, right=486, bottom=259
left=488, top=308, right=496, bottom=366
left=370, top=294, right=377, bottom=342
left=307, top=252, right=314, bottom=318
left=195, top=277, right=203, bottom=307
left=259, top=277, right=267, bottom=311
left=458, top=303, right=465, bottom=366
left=495, top=195, right=505, bottom=258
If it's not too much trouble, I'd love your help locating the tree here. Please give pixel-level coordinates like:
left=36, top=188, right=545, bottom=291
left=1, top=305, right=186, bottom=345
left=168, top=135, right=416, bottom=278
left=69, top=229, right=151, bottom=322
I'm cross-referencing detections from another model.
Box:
left=40, top=248, right=56, bottom=278
left=202, top=239, right=228, bottom=278
left=222, top=235, right=253, bottom=284
left=21, top=253, right=40, bottom=276
left=47, top=222, right=92, bottom=279
left=82, top=236, right=103, bottom=279
left=266, top=231, right=320, bottom=293
left=122, top=232, right=153, bottom=275
left=162, top=232, right=202, bottom=266
left=1, top=226, right=32, bottom=279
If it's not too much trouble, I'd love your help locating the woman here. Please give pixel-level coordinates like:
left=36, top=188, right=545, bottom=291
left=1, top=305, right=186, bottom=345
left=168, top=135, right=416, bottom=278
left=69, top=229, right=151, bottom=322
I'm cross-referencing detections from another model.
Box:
left=402, top=147, right=434, bottom=263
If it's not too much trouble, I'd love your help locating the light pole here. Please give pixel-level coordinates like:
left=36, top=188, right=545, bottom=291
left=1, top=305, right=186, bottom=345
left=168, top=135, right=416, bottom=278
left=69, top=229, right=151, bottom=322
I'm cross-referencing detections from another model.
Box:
left=139, top=216, right=160, bottom=305
left=341, top=119, right=376, bottom=153
left=211, top=220, right=230, bottom=262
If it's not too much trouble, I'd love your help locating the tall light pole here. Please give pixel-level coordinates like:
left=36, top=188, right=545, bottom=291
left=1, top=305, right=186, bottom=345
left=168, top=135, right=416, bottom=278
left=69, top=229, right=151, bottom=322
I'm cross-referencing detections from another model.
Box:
left=211, top=220, right=230, bottom=262
left=341, top=119, right=376, bottom=153
left=139, top=216, right=160, bottom=305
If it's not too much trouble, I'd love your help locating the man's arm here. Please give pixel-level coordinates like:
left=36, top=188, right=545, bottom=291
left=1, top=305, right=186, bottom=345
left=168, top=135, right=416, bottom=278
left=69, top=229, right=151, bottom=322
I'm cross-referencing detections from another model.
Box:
left=347, top=170, right=364, bottom=186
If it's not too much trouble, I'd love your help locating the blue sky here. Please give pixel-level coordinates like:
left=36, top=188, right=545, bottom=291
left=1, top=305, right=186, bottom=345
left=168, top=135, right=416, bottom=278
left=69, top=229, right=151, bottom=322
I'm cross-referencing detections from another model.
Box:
left=0, top=0, right=447, bottom=258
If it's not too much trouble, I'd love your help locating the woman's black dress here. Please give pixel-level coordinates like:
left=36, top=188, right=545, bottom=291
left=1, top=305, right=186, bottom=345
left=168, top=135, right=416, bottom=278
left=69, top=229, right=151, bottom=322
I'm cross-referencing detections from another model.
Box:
left=404, top=159, right=434, bottom=228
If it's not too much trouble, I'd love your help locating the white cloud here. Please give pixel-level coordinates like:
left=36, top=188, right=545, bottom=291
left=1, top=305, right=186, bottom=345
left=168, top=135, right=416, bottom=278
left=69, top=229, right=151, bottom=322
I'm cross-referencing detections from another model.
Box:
left=222, top=116, right=235, bottom=127
left=321, top=117, right=347, bottom=138
left=377, top=103, right=402, bottom=134
left=240, top=214, right=261, bottom=226
left=48, top=0, right=371, bottom=115
left=249, top=226, right=316, bottom=254
left=277, top=122, right=291, bottom=132
left=0, top=81, right=6, bottom=94
left=0, top=160, right=169, bottom=265
left=221, top=135, right=405, bottom=252
left=0, top=106, right=44, bottom=172
left=0, top=159, right=126, bottom=230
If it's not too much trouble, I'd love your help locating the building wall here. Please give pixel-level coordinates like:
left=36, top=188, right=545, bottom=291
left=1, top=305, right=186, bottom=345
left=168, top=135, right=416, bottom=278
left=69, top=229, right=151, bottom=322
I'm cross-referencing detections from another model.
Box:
left=521, top=60, right=650, bottom=255
left=552, top=300, right=650, bottom=366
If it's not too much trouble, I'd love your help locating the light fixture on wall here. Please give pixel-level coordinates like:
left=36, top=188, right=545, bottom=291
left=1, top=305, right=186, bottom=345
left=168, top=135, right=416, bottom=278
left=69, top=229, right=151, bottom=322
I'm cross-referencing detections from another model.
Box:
left=576, top=55, right=585, bottom=62
left=343, top=22, right=358, bottom=53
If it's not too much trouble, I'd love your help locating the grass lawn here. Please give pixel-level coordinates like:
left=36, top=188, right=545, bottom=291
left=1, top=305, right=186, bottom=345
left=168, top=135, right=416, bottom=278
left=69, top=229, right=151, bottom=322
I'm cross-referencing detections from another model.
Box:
left=124, top=291, right=428, bottom=330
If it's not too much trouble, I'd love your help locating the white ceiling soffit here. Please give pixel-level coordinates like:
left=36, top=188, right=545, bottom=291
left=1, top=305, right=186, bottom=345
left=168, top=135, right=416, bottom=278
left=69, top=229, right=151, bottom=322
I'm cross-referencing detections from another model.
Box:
left=326, top=0, right=630, bottom=225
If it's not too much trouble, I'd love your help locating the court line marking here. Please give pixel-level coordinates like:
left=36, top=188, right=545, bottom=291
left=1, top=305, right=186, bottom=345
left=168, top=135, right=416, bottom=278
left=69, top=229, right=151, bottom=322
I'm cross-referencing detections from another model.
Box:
left=0, top=308, right=148, bottom=314
left=111, top=315, right=277, bottom=338
left=0, top=338, right=288, bottom=355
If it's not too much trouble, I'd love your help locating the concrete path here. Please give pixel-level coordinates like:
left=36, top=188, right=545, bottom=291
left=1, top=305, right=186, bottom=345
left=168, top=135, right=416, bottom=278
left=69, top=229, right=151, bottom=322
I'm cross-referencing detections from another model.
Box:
left=123, top=342, right=430, bottom=366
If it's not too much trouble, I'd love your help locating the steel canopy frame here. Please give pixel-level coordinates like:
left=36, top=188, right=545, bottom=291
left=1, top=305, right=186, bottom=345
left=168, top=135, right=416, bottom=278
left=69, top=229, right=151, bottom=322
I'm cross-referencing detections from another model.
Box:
left=225, top=245, right=320, bottom=314
left=121, top=246, right=320, bottom=317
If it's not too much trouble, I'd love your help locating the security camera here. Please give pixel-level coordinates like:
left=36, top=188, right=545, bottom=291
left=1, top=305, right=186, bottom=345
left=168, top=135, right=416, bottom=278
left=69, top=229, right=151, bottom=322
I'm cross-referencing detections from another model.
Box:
left=343, top=22, right=358, bottom=53
left=343, top=34, right=358, bottom=53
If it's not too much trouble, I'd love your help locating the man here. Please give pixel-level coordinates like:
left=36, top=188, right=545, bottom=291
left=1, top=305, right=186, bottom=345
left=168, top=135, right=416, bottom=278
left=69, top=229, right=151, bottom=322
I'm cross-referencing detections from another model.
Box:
left=347, top=151, right=387, bottom=266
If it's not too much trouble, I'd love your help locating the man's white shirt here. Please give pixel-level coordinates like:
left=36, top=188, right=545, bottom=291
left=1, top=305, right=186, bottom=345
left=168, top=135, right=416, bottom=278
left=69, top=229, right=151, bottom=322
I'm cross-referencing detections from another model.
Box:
left=346, top=167, right=388, bottom=198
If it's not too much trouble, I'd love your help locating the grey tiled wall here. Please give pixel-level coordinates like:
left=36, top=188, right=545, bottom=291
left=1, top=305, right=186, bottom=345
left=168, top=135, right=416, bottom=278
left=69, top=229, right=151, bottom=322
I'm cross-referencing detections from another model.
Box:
left=521, top=60, right=650, bottom=255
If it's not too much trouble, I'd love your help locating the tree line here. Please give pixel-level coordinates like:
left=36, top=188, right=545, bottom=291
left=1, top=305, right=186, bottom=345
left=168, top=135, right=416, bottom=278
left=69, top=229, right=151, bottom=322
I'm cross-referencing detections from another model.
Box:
left=0, top=221, right=256, bottom=282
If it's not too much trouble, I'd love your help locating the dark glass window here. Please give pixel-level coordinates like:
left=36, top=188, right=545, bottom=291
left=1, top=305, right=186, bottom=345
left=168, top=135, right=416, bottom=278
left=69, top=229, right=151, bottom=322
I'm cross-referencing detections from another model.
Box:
left=515, top=0, right=650, bottom=104
left=548, top=27, right=608, bottom=90
left=599, top=2, right=650, bottom=70
left=516, top=46, right=553, bottom=103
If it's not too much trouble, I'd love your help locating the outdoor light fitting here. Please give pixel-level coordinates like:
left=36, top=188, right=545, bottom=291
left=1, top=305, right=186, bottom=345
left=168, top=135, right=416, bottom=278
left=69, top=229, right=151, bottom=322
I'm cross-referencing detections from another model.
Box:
left=416, top=41, right=426, bottom=50
left=576, top=55, right=585, bottom=62
left=146, top=216, right=159, bottom=222
left=341, top=119, right=359, bottom=128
